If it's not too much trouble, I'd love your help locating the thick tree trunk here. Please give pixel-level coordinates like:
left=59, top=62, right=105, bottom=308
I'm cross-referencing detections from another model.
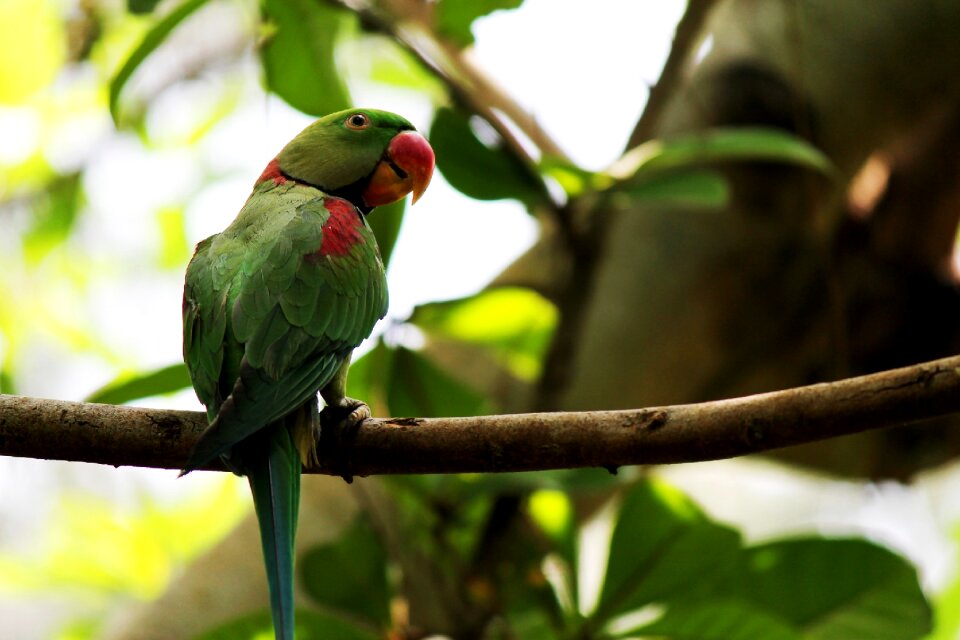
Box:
left=551, top=0, right=960, bottom=479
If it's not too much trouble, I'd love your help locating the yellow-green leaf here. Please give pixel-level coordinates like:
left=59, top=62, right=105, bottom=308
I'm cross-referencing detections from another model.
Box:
left=0, top=0, right=64, bottom=104
left=110, top=0, right=212, bottom=125
left=608, top=127, right=836, bottom=182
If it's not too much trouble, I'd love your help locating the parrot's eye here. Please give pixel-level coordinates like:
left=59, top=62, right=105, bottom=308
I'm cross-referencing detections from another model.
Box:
left=345, top=113, right=370, bottom=130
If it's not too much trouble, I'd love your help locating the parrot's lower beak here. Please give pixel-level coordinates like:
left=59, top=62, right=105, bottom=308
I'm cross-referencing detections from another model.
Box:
left=362, top=130, right=435, bottom=208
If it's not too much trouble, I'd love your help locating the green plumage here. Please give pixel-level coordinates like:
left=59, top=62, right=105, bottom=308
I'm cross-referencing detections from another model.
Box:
left=183, top=182, right=387, bottom=467
left=181, top=108, right=420, bottom=640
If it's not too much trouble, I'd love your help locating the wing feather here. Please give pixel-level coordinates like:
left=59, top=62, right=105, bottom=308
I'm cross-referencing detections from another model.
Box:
left=182, top=185, right=388, bottom=471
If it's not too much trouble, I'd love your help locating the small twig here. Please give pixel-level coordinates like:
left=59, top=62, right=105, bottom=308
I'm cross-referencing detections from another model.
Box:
left=626, top=0, right=721, bottom=148
left=2, top=356, right=958, bottom=475
left=536, top=0, right=722, bottom=408
left=332, top=0, right=568, bottom=209
left=379, top=0, right=568, bottom=160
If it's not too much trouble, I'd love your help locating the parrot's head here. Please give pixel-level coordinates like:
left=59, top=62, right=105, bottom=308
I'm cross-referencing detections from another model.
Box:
left=276, top=108, right=435, bottom=212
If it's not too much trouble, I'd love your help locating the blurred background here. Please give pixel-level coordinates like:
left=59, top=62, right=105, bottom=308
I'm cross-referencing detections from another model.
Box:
left=3, top=0, right=960, bottom=638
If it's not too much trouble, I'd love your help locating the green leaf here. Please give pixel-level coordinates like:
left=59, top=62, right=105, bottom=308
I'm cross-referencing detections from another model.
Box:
left=127, top=0, right=163, bottom=14
left=55, top=616, right=104, bottom=640
left=300, top=516, right=391, bottom=626
left=388, top=346, right=492, bottom=417
left=86, top=363, right=192, bottom=405
left=499, top=609, right=564, bottom=640
left=621, top=600, right=800, bottom=640
left=471, top=496, right=565, bottom=629
left=367, top=197, right=405, bottom=268
left=367, top=38, right=444, bottom=97
left=0, top=0, right=64, bottom=103
left=436, top=0, right=525, bottom=46
left=0, top=481, right=245, bottom=598
left=929, top=526, right=960, bottom=639
left=344, top=338, right=393, bottom=416
left=429, top=107, right=546, bottom=207
left=539, top=157, right=595, bottom=198
left=23, top=172, right=83, bottom=263
left=724, top=538, right=932, bottom=640
left=591, top=488, right=929, bottom=640
left=616, top=168, right=730, bottom=208
left=193, top=609, right=380, bottom=640
left=528, top=490, right=574, bottom=549
left=608, top=127, right=836, bottom=182
left=528, top=488, right=579, bottom=612
left=411, top=287, right=557, bottom=380
left=192, top=612, right=274, bottom=640
left=0, top=369, right=16, bottom=395
left=593, top=479, right=742, bottom=622
left=155, top=205, right=191, bottom=269
left=413, top=287, right=556, bottom=345
left=109, top=0, right=212, bottom=125
left=260, top=0, right=351, bottom=116
left=347, top=340, right=490, bottom=418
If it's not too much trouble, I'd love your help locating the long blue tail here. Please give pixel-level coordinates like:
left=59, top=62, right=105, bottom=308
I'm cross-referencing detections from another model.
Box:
left=247, top=423, right=301, bottom=640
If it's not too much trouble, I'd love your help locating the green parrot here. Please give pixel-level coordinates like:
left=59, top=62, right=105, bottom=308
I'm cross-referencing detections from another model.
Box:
left=180, top=108, right=434, bottom=640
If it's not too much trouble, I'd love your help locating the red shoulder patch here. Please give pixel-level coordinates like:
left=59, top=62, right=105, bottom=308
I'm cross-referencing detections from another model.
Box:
left=256, top=158, right=288, bottom=185
left=310, top=199, right=364, bottom=260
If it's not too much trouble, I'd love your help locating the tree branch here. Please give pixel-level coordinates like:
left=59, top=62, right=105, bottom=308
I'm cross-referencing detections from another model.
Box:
left=339, top=0, right=569, bottom=165
left=330, top=0, right=570, bottom=218
left=2, top=356, right=959, bottom=475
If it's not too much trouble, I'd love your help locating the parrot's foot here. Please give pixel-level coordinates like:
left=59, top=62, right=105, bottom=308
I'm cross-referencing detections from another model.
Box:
left=319, top=397, right=370, bottom=483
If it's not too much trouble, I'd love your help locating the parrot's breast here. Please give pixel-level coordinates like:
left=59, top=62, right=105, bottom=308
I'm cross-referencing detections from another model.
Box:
left=311, top=199, right=365, bottom=259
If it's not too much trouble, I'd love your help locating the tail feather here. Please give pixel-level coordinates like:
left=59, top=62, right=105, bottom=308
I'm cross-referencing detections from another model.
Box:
left=247, top=422, right=301, bottom=640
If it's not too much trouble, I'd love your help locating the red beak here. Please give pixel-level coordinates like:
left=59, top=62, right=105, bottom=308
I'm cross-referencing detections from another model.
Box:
left=362, top=131, right=435, bottom=208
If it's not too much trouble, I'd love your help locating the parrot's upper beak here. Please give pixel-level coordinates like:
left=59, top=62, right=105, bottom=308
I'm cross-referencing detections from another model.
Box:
left=362, top=130, right=435, bottom=208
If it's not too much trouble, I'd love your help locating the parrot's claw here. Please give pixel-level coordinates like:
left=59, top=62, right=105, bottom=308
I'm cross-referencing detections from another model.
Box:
left=319, top=397, right=369, bottom=483
left=345, top=401, right=371, bottom=426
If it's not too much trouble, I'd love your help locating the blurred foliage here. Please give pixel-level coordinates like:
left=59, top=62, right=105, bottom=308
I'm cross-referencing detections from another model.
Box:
left=86, top=362, right=191, bottom=405
left=929, top=524, right=960, bottom=640
left=608, top=126, right=836, bottom=180
left=109, top=0, right=212, bottom=125
left=348, top=339, right=493, bottom=418
left=56, top=617, right=105, bottom=640
left=155, top=204, right=192, bottom=268
left=196, top=609, right=381, bottom=640
left=0, top=0, right=64, bottom=103
left=189, top=477, right=932, bottom=639
left=412, top=286, right=556, bottom=379
left=127, top=0, right=164, bottom=15
left=0, top=0, right=946, bottom=638
left=435, top=0, right=525, bottom=46
left=544, top=126, right=834, bottom=205
left=365, top=197, right=405, bottom=267
left=0, top=479, right=244, bottom=599
left=23, top=172, right=85, bottom=264
left=299, top=516, right=391, bottom=628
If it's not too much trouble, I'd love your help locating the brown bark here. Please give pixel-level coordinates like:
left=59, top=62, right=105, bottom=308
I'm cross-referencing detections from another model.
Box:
left=2, top=356, right=959, bottom=475
left=548, top=0, right=960, bottom=478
